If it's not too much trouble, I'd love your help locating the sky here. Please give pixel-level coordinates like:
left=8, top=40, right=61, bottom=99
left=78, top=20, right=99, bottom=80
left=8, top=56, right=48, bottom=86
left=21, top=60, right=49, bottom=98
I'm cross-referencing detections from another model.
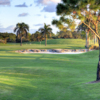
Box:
left=0, top=0, right=61, bottom=34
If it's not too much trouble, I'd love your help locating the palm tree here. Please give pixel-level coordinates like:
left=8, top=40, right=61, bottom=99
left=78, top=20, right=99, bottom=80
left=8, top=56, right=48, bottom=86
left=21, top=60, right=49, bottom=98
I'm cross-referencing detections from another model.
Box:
left=39, top=23, right=52, bottom=46
left=14, top=22, right=29, bottom=46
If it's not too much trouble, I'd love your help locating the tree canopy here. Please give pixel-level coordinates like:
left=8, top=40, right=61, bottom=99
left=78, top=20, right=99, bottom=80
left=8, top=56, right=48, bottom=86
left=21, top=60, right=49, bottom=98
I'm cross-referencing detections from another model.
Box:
left=56, top=0, right=100, bottom=38
left=14, top=22, right=29, bottom=46
left=39, top=23, right=52, bottom=46
left=56, top=0, right=100, bottom=81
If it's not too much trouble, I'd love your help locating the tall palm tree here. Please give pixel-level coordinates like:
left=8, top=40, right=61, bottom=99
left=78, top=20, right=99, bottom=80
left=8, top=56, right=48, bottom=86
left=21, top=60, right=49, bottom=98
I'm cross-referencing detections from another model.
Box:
left=14, top=22, right=29, bottom=46
left=39, top=23, right=52, bottom=46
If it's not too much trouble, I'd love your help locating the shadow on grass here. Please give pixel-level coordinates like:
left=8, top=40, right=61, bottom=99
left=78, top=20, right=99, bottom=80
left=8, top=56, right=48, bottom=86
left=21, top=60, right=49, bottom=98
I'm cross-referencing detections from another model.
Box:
left=0, top=82, right=38, bottom=100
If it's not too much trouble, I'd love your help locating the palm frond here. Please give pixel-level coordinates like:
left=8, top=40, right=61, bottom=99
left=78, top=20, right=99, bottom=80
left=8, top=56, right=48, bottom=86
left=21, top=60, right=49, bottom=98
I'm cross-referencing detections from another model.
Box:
left=14, top=27, right=18, bottom=32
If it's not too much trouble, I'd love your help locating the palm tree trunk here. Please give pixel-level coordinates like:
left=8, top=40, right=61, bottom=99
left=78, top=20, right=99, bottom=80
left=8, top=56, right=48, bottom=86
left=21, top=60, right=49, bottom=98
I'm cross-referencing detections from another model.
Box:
left=16, top=36, right=17, bottom=43
left=96, top=39, right=100, bottom=81
left=45, top=34, right=47, bottom=46
left=20, top=36, right=22, bottom=46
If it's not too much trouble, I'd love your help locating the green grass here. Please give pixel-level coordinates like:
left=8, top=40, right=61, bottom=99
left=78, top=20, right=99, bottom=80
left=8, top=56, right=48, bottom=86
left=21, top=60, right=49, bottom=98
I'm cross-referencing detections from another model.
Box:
left=0, top=50, right=100, bottom=100
left=29, top=39, right=86, bottom=44
left=0, top=39, right=96, bottom=51
left=0, top=39, right=100, bottom=100
left=0, top=39, right=87, bottom=51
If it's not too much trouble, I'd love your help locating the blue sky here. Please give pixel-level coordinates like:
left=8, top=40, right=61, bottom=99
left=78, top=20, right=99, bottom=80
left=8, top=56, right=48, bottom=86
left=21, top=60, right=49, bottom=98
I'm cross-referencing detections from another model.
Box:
left=0, top=0, right=61, bottom=34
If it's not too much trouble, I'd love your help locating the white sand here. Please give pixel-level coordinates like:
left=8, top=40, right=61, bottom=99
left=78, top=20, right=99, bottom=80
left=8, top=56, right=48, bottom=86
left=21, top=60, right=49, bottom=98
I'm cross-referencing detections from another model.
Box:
left=23, top=52, right=85, bottom=54
left=16, top=49, right=88, bottom=54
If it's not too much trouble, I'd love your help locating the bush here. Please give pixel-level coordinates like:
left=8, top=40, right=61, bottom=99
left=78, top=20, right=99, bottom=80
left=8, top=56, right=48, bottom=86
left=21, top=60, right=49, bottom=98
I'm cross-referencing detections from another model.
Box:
left=89, top=45, right=99, bottom=50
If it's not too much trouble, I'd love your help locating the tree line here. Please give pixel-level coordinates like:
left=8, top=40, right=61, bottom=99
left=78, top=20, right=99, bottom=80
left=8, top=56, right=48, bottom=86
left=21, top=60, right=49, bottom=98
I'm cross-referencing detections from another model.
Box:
left=0, top=29, right=92, bottom=43
left=0, top=27, right=88, bottom=44
left=0, top=32, right=16, bottom=43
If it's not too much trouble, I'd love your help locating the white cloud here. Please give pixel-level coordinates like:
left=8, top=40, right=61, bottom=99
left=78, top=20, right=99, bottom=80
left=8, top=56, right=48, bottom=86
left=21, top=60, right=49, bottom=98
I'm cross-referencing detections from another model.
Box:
left=6, top=25, right=14, bottom=30
left=35, top=0, right=60, bottom=13
left=35, top=0, right=61, bottom=5
left=0, top=23, right=3, bottom=28
left=30, top=4, right=32, bottom=6
left=15, top=2, right=28, bottom=7
left=36, top=14, right=41, bottom=16
left=50, top=0, right=61, bottom=3
left=0, top=0, right=11, bottom=6
left=0, top=25, right=15, bottom=33
left=44, top=15, right=48, bottom=18
left=42, top=2, right=56, bottom=12
left=52, top=16, right=56, bottom=19
left=18, top=13, right=29, bottom=17
left=34, top=24, right=43, bottom=26
left=29, top=29, right=37, bottom=33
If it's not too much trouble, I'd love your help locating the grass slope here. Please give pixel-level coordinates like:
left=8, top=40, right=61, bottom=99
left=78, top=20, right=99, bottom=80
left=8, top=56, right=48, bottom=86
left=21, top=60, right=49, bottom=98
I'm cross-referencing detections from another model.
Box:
left=31, top=39, right=85, bottom=44
left=0, top=39, right=86, bottom=50
left=0, top=50, right=100, bottom=100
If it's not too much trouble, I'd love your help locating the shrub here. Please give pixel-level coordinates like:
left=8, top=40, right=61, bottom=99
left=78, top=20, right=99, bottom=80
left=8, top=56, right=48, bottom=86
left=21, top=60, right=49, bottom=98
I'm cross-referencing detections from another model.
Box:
left=89, top=45, right=99, bottom=50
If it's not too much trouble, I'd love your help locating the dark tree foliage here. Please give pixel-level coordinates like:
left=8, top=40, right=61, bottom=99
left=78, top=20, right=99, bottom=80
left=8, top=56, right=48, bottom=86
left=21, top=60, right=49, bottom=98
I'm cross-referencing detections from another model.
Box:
left=14, top=22, right=29, bottom=46
left=31, top=31, right=44, bottom=42
left=39, top=23, right=52, bottom=46
left=0, top=32, right=16, bottom=43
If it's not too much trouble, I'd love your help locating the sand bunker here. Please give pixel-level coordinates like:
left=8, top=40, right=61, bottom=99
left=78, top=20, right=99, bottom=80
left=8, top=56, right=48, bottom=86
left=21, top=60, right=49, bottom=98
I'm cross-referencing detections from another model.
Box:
left=15, top=49, right=88, bottom=54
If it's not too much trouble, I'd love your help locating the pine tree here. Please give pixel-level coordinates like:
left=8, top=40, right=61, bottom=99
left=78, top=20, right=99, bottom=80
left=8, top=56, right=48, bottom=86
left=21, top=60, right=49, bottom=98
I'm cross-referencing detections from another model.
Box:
left=56, top=0, right=100, bottom=81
